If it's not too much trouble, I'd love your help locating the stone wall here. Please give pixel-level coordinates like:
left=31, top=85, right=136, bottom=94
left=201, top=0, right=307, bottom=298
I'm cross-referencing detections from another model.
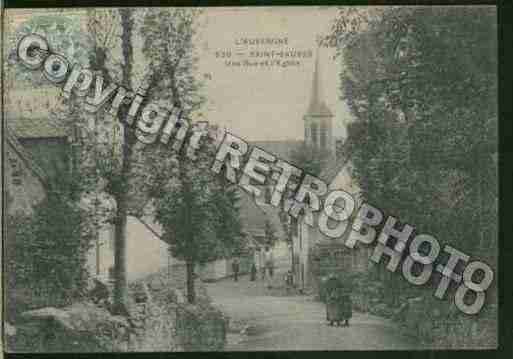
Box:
left=175, top=304, right=228, bottom=351
left=349, top=271, right=498, bottom=349
left=395, top=295, right=498, bottom=349
left=7, top=265, right=228, bottom=352
left=131, top=265, right=228, bottom=351
left=8, top=302, right=130, bottom=352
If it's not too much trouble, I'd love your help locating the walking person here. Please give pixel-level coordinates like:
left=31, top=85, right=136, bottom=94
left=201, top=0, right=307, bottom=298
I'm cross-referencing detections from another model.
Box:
left=325, top=274, right=341, bottom=326
left=264, top=246, right=274, bottom=289
left=232, top=257, right=240, bottom=282
left=338, top=275, right=353, bottom=327
left=250, top=262, right=257, bottom=281
left=284, top=270, right=294, bottom=294
left=260, top=249, right=266, bottom=280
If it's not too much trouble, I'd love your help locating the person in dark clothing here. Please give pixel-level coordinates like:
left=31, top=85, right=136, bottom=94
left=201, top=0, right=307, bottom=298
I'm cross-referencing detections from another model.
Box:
left=325, top=274, right=341, bottom=326
left=264, top=247, right=274, bottom=288
left=325, top=274, right=353, bottom=327
left=250, top=262, right=257, bottom=281
left=325, top=275, right=353, bottom=327
left=338, top=276, right=353, bottom=327
left=232, top=257, right=240, bottom=282
left=285, top=270, right=294, bottom=294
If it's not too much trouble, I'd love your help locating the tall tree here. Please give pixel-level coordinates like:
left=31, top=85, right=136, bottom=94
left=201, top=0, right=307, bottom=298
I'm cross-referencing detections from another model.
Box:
left=111, top=7, right=135, bottom=315
left=138, top=8, right=245, bottom=304
left=329, top=7, right=498, bottom=301
left=151, top=135, right=245, bottom=303
left=85, top=8, right=137, bottom=315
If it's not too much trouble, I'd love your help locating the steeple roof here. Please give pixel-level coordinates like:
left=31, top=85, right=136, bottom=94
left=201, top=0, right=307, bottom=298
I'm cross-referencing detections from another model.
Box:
left=306, top=50, right=333, bottom=117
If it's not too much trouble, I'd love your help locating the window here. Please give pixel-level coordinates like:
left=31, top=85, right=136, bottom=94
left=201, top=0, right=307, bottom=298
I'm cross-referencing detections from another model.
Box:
left=109, top=226, right=115, bottom=250
left=9, top=156, right=23, bottom=186
left=310, top=123, right=318, bottom=146
left=320, top=122, right=327, bottom=149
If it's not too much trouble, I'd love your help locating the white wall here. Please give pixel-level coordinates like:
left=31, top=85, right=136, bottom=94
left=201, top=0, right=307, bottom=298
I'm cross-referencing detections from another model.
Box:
left=199, top=259, right=228, bottom=281
left=294, top=161, right=361, bottom=289
left=328, top=161, right=359, bottom=195
left=126, top=216, right=170, bottom=281
left=86, top=225, right=115, bottom=280
left=87, top=216, right=171, bottom=282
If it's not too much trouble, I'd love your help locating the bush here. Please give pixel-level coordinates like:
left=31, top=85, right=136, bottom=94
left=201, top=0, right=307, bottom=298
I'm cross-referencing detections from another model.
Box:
left=5, top=192, right=94, bottom=320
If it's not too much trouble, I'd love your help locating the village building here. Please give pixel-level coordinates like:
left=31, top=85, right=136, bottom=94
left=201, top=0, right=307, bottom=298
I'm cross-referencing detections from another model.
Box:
left=292, top=157, right=372, bottom=294
left=289, top=53, right=373, bottom=293
left=197, top=190, right=287, bottom=281
left=4, top=126, right=48, bottom=216
left=245, top=51, right=372, bottom=292
left=4, top=85, right=173, bottom=282
left=5, top=91, right=286, bottom=285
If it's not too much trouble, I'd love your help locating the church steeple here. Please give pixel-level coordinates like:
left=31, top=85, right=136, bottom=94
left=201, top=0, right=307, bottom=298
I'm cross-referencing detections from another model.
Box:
left=306, top=49, right=333, bottom=118
left=303, top=49, right=335, bottom=157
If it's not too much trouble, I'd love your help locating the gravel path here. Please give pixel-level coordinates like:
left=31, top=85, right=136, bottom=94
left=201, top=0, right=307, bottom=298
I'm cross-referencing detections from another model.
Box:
left=206, top=267, right=422, bottom=351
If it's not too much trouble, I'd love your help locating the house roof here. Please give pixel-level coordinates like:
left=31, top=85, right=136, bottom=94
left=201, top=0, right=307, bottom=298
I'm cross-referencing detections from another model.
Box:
left=5, top=125, right=49, bottom=186
left=319, top=142, right=351, bottom=184
left=319, top=157, right=350, bottom=185
left=238, top=190, right=269, bottom=237
left=249, top=140, right=303, bottom=163
left=238, top=189, right=288, bottom=248
left=5, top=87, right=69, bottom=139
left=6, top=116, right=68, bottom=139
left=258, top=202, right=286, bottom=239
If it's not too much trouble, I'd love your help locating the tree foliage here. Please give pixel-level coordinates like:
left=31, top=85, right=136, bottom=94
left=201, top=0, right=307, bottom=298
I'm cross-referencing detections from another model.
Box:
left=331, top=7, right=497, bottom=259
left=151, top=134, right=245, bottom=303
left=139, top=8, right=244, bottom=303
left=289, top=143, right=332, bottom=177
left=140, top=8, right=205, bottom=113
left=5, top=173, right=94, bottom=319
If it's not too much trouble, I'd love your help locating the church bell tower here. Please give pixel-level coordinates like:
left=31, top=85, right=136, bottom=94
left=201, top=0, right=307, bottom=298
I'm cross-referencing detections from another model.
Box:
left=303, top=52, right=335, bottom=158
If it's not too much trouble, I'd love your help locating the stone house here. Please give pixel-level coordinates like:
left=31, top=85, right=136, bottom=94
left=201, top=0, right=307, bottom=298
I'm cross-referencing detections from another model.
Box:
left=198, top=190, right=287, bottom=281
left=5, top=92, right=172, bottom=283
left=292, top=157, right=373, bottom=294
left=3, top=10, right=175, bottom=285
left=4, top=126, right=48, bottom=216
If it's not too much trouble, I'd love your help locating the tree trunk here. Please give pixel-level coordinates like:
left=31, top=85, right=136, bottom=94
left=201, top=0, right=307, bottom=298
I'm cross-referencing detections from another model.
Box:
left=112, top=103, right=135, bottom=315
left=185, top=259, right=196, bottom=304
left=112, top=8, right=134, bottom=315
left=112, top=194, right=129, bottom=314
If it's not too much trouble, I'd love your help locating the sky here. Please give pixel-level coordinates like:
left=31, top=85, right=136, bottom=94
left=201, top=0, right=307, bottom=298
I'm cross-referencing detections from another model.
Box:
left=196, top=7, right=353, bottom=142
left=5, top=7, right=353, bottom=143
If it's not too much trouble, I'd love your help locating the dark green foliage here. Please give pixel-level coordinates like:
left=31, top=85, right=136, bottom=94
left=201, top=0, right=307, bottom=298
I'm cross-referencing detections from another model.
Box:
left=140, top=8, right=205, bottom=113
left=211, top=184, right=246, bottom=257
left=151, top=137, right=245, bottom=303
left=334, top=7, right=497, bottom=258
left=140, top=8, right=244, bottom=303
left=5, top=182, right=93, bottom=319
left=289, top=143, right=331, bottom=177
left=328, top=7, right=498, bottom=344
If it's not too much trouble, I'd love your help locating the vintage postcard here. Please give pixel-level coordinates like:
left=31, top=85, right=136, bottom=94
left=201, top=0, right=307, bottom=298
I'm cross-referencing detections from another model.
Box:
left=2, top=6, right=498, bottom=352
